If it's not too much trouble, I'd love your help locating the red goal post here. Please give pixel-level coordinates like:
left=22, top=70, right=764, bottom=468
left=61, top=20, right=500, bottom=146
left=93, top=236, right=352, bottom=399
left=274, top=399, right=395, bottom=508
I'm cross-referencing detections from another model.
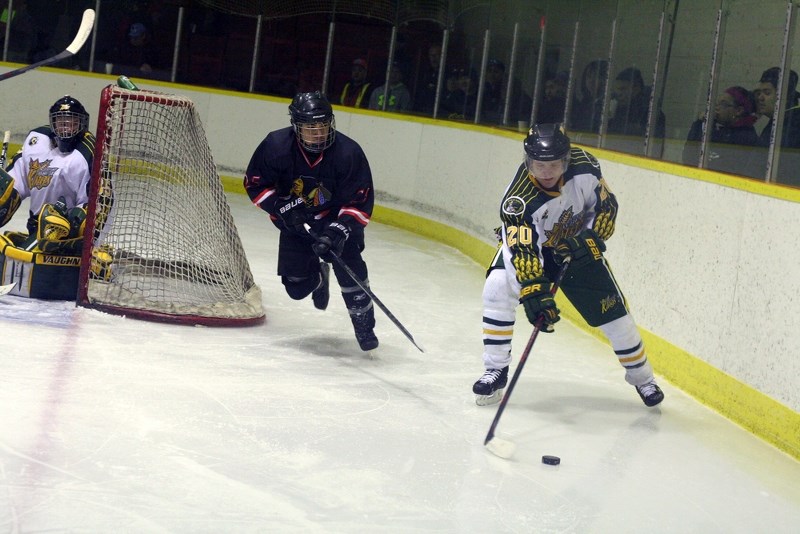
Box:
left=77, top=85, right=265, bottom=326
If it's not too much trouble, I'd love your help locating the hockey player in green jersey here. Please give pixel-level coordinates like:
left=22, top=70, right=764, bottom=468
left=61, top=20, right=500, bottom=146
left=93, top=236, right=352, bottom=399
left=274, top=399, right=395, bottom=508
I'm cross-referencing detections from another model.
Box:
left=472, top=123, right=664, bottom=407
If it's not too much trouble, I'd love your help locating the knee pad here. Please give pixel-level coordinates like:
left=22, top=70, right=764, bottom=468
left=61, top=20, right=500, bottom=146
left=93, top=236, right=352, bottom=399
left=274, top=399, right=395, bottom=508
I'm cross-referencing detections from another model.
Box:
left=282, top=275, right=317, bottom=300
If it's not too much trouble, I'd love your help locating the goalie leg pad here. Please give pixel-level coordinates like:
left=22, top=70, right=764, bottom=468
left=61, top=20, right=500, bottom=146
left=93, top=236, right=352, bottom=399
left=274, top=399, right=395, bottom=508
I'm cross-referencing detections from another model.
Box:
left=1, top=248, right=81, bottom=300
left=0, top=169, right=21, bottom=227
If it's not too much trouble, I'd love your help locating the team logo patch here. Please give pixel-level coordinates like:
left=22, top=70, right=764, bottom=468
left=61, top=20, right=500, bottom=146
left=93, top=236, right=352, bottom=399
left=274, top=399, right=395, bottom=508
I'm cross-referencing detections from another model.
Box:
left=502, top=196, right=526, bottom=216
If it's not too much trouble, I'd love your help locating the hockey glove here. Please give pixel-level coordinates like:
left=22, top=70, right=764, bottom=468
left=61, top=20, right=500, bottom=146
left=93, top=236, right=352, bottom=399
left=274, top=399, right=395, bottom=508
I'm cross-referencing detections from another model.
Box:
left=36, top=199, right=85, bottom=255
left=276, top=196, right=309, bottom=232
left=554, top=228, right=606, bottom=270
left=312, top=221, right=350, bottom=262
left=519, top=277, right=560, bottom=332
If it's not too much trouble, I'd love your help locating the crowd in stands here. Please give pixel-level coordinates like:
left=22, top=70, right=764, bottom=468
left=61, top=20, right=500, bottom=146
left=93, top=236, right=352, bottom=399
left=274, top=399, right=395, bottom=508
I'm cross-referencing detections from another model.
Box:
left=3, top=0, right=798, bottom=183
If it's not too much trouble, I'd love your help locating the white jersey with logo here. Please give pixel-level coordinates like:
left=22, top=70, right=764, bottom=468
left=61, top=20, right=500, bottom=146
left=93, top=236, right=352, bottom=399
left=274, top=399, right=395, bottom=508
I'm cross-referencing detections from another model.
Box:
left=498, top=146, right=618, bottom=284
left=6, top=126, right=95, bottom=216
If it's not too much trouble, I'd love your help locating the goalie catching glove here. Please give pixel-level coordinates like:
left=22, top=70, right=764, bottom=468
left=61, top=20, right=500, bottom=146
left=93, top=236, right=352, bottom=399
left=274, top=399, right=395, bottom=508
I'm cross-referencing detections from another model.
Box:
left=554, top=228, right=606, bottom=270
left=312, top=221, right=350, bottom=262
left=36, top=197, right=86, bottom=255
left=519, top=277, right=560, bottom=332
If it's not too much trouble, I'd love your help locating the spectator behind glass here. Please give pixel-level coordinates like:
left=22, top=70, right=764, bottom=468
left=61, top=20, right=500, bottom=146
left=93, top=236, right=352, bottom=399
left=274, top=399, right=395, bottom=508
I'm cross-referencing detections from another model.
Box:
left=682, top=86, right=760, bottom=176
left=569, top=60, right=609, bottom=134
left=368, top=62, right=412, bottom=112
left=481, top=59, right=506, bottom=124
left=338, top=58, right=372, bottom=109
left=537, top=71, right=568, bottom=124
left=607, top=66, right=666, bottom=156
left=25, top=0, right=66, bottom=63
left=114, top=21, right=161, bottom=75
left=413, top=43, right=443, bottom=115
left=754, top=67, right=800, bottom=185
left=754, top=67, right=800, bottom=148
left=440, top=67, right=477, bottom=120
left=479, top=59, right=533, bottom=126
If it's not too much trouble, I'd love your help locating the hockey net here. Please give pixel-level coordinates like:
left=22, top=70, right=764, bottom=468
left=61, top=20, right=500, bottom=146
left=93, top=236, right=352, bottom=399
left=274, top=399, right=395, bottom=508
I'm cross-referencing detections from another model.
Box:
left=77, top=85, right=265, bottom=326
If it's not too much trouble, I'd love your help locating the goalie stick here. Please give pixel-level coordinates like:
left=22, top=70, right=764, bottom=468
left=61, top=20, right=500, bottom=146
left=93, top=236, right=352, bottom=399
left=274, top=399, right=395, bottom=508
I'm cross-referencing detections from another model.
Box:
left=484, top=257, right=571, bottom=459
left=0, top=9, right=95, bottom=82
left=0, top=130, right=9, bottom=167
left=304, top=223, right=424, bottom=353
left=0, top=283, right=15, bottom=296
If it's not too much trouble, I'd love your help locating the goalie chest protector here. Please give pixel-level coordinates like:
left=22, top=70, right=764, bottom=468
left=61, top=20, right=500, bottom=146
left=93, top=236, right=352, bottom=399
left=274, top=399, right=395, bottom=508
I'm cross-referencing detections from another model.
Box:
left=0, top=247, right=81, bottom=300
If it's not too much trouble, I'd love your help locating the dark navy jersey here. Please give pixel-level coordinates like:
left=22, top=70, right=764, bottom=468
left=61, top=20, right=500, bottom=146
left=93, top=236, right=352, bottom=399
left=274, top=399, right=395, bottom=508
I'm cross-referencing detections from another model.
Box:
left=244, top=127, right=374, bottom=232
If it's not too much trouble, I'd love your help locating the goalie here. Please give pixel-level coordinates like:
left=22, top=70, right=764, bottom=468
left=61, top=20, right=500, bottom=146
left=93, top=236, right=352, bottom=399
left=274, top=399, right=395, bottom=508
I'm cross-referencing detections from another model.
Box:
left=0, top=95, right=96, bottom=299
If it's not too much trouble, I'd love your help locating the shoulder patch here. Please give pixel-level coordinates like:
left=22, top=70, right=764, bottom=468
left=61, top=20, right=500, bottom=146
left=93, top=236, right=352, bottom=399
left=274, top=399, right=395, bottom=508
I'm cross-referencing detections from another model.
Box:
left=502, top=195, right=526, bottom=216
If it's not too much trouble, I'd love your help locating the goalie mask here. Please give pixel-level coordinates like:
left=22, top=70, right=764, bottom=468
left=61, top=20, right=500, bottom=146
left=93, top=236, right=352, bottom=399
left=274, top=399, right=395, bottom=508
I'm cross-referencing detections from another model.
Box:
left=524, top=123, right=571, bottom=181
left=49, top=95, right=89, bottom=153
left=289, top=91, right=336, bottom=153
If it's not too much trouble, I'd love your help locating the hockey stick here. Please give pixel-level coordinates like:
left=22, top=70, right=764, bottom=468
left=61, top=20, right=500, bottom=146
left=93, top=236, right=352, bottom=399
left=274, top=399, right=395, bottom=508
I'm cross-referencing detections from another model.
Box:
left=0, top=131, right=9, bottom=167
left=0, top=283, right=16, bottom=296
left=304, top=223, right=424, bottom=352
left=484, top=257, right=571, bottom=459
left=0, top=9, right=95, bottom=82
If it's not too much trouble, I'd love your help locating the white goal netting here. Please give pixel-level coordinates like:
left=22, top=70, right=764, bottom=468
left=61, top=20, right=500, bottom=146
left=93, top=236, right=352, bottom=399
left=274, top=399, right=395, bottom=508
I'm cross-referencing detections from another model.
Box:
left=78, top=85, right=264, bottom=326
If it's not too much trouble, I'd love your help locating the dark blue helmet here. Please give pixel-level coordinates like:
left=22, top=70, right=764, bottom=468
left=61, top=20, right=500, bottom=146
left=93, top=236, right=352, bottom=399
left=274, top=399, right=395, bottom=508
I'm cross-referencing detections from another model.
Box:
left=288, top=91, right=336, bottom=152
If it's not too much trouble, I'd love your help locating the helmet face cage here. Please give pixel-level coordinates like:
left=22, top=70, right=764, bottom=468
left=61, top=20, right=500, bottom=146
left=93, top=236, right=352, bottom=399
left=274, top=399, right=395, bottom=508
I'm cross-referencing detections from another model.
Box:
left=523, top=123, right=570, bottom=175
left=289, top=91, right=336, bottom=152
left=49, top=96, right=89, bottom=153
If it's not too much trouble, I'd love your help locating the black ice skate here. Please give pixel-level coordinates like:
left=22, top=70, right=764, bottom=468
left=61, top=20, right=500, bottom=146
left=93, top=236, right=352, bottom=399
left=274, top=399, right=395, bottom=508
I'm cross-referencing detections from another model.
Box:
left=351, top=308, right=378, bottom=351
left=312, top=262, right=330, bottom=310
left=473, top=367, right=508, bottom=406
left=635, top=379, right=664, bottom=407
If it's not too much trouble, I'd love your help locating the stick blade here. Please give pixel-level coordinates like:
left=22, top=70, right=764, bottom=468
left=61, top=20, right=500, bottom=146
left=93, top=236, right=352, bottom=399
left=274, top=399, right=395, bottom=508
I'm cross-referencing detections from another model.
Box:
left=0, top=283, right=16, bottom=296
left=485, top=436, right=516, bottom=459
left=65, top=9, right=96, bottom=55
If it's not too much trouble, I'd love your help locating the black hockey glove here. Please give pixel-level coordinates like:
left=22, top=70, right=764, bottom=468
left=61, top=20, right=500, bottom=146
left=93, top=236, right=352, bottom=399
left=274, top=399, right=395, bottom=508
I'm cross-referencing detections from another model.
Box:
left=519, top=277, right=560, bottom=332
left=554, top=228, right=606, bottom=270
left=312, top=221, right=350, bottom=262
left=276, top=196, right=309, bottom=231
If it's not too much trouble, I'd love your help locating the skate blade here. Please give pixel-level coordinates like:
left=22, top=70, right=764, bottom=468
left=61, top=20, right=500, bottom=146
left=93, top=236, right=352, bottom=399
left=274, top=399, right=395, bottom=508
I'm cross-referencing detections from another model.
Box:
left=475, top=390, right=503, bottom=406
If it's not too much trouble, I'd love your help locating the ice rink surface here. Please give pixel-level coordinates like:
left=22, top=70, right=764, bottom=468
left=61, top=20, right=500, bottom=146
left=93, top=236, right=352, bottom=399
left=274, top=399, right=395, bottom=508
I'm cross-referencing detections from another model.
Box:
left=1, top=194, right=799, bottom=533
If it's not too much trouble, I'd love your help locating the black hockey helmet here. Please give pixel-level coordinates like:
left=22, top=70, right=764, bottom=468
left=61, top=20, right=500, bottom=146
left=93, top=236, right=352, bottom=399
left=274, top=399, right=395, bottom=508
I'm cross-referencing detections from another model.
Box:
left=288, top=91, right=336, bottom=152
left=49, top=95, right=89, bottom=153
left=524, top=123, right=570, bottom=161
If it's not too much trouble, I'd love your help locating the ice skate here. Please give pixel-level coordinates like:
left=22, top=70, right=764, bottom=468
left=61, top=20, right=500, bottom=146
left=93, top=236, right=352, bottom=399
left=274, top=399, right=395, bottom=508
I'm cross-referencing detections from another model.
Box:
left=355, top=328, right=379, bottom=351
left=312, top=262, right=330, bottom=310
left=635, top=379, right=664, bottom=407
left=351, top=307, right=378, bottom=352
left=473, top=367, right=508, bottom=406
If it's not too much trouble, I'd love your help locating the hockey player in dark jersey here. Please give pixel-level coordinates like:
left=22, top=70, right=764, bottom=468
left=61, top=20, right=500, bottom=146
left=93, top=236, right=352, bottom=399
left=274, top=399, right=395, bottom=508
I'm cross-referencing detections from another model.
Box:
left=472, top=123, right=664, bottom=407
left=244, top=91, right=378, bottom=351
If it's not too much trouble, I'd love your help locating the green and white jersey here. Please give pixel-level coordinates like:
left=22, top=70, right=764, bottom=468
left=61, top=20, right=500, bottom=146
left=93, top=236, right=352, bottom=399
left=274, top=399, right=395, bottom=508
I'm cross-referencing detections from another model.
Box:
left=6, top=126, right=95, bottom=216
left=498, top=147, right=618, bottom=285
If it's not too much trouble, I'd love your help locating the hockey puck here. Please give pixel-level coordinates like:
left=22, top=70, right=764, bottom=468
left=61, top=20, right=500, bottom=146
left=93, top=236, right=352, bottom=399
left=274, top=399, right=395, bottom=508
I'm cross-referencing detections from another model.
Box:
left=542, top=455, right=561, bottom=465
